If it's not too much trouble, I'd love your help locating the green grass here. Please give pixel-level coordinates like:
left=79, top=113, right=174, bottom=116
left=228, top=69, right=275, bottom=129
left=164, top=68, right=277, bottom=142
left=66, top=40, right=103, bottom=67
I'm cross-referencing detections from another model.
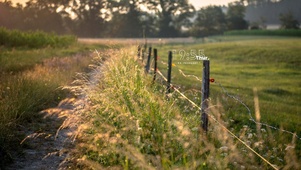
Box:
left=70, top=44, right=300, bottom=169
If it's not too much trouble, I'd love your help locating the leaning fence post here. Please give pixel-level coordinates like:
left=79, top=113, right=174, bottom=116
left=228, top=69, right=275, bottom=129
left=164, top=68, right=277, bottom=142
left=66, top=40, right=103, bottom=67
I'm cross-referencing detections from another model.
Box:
left=152, top=48, right=158, bottom=83
left=201, top=60, right=210, bottom=132
left=145, top=47, right=152, bottom=73
left=167, top=51, right=173, bottom=94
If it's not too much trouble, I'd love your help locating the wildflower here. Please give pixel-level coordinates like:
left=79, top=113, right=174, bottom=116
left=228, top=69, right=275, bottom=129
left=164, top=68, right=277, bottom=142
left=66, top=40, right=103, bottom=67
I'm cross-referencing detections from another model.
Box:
left=247, top=133, right=253, bottom=139
left=219, top=146, right=229, bottom=152
left=261, top=128, right=266, bottom=133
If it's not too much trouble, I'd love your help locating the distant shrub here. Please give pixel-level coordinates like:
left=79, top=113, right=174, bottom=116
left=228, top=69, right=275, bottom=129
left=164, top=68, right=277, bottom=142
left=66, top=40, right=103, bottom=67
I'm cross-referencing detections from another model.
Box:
left=0, top=27, right=77, bottom=48
left=224, top=29, right=301, bottom=37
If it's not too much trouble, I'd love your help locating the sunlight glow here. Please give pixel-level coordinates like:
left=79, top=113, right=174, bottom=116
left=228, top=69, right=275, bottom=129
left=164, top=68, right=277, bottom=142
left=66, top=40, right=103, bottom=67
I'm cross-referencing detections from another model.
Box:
left=11, top=0, right=237, bottom=9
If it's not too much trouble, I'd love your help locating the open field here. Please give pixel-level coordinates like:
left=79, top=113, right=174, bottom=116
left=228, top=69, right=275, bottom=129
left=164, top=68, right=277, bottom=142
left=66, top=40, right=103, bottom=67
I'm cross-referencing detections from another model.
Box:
left=152, top=36, right=301, bottom=154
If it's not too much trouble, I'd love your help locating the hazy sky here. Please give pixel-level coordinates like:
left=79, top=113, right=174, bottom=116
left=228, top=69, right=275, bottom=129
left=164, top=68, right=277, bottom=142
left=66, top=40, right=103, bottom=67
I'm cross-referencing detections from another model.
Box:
left=11, top=0, right=237, bottom=8
left=190, top=0, right=236, bottom=9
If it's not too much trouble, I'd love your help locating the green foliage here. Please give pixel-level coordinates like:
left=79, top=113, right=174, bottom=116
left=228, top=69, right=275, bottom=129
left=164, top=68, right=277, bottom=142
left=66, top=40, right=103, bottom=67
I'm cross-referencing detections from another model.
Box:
left=0, top=27, right=76, bottom=48
left=226, top=2, right=248, bottom=30
left=191, top=6, right=226, bottom=37
left=145, top=0, right=195, bottom=37
left=224, top=29, right=301, bottom=36
left=191, top=2, right=250, bottom=37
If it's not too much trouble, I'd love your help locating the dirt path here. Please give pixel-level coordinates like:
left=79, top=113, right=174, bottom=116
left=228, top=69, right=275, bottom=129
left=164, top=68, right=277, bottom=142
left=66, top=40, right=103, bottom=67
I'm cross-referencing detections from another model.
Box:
left=6, top=95, right=88, bottom=170
left=4, top=48, right=104, bottom=170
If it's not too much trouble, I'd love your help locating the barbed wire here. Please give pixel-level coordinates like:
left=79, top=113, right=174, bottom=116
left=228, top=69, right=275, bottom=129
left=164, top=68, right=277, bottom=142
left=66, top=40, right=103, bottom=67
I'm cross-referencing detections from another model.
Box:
left=157, top=56, right=300, bottom=141
left=155, top=68, right=278, bottom=170
left=215, top=81, right=301, bottom=140
left=141, top=48, right=300, bottom=141
left=160, top=61, right=203, bottom=83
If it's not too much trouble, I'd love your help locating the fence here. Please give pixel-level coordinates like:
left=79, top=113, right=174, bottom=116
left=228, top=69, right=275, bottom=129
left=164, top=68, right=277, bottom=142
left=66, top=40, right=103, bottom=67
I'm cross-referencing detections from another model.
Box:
left=136, top=43, right=300, bottom=170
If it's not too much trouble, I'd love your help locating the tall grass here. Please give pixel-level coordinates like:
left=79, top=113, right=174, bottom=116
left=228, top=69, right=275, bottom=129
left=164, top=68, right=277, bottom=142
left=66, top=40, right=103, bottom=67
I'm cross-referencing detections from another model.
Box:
left=68, top=47, right=300, bottom=169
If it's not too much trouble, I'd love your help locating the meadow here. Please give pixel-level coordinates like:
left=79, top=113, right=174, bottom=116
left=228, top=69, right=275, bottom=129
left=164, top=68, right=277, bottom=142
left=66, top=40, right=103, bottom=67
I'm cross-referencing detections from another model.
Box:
left=155, top=36, right=301, bottom=135
left=70, top=36, right=300, bottom=169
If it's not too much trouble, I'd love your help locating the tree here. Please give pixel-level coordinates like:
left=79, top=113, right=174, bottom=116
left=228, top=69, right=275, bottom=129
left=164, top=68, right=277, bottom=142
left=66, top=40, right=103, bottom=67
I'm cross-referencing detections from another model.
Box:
left=20, top=0, right=66, bottom=34
left=70, top=0, right=108, bottom=37
left=146, top=0, right=194, bottom=37
left=249, top=17, right=266, bottom=29
left=279, top=12, right=300, bottom=29
left=243, top=0, right=282, bottom=6
left=191, top=5, right=226, bottom=37
left=0, top=1, right=24, bottom=30
left=105, top=0, right=150, bottom=37
left=226, top=2, right=248, bottom=30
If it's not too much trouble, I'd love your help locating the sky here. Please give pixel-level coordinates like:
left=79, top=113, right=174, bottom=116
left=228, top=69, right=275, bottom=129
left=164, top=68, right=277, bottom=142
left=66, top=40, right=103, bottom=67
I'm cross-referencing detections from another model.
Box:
left=189, top=0, right=237, bottom=9
left=11, top=0, right=237, bottom=9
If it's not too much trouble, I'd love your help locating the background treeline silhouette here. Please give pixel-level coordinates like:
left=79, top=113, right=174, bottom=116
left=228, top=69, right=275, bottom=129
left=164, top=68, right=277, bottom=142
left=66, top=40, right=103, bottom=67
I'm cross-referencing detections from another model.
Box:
left=245, top=0, right=301, bottom=28
left=0, top=0, right=299, bottom=38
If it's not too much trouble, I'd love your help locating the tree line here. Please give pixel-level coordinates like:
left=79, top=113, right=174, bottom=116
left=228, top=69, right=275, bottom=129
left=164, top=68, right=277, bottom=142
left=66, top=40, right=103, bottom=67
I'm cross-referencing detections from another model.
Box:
left=246, top=0, right=301, bottom=29
left=0, top=0, right=299, bottom=38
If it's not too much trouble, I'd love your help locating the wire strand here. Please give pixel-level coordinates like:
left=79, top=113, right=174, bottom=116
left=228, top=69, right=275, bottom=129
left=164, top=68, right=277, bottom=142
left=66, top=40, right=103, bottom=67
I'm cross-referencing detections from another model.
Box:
left=215, top=82, right=301, bottom=140
left=156, top=68, right=279, bottom=170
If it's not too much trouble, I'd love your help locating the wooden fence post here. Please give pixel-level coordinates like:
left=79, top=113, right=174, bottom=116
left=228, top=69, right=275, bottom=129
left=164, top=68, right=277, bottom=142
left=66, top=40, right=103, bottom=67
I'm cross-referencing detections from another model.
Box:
left=145, top=47, right=152, bottom=73
left=152, top=48, right=158, bottom=83
left=141, top=48, right=145, bottom=62
left=142, top=40, right=147, bottom=63
left=167, top=51, right=173, bottom=94
left=201, top=60, right=210, bottom=132
left=137, top=45, right=141, bottom=59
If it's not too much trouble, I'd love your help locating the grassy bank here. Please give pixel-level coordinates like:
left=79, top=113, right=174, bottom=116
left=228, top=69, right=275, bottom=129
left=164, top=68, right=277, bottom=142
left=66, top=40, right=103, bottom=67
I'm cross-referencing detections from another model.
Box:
left=70, top=46, right=300, bottom=169
left=0, top=30, right=108, bottom=167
